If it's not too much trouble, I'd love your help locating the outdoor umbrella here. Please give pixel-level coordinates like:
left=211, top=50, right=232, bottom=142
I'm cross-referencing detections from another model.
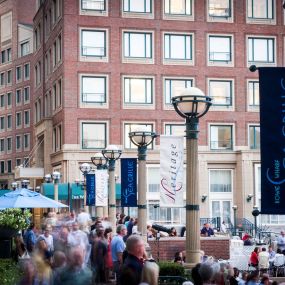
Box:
left=0, top=188, right=68, bottom=209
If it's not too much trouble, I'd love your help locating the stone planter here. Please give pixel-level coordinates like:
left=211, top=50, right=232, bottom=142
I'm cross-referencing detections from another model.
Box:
left=0, top=226, right=18, bottom=239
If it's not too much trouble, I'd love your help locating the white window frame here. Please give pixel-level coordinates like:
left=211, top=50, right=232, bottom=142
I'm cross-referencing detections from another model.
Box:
left=24, top=86, right=30, bottom=104
left=163, top=32, right=194, bottom=66
left=246, top=0, right=276, bottom=25
left=0, top=138, right=4, bottom=153
left=23, top=133, right=30, bottom=151
left=163, top=76, right=194, bottom=109
left=207, top=34, right=234, bottom=67
left=79, top=0, right=108, bottom=17
left=0, top=94, right=4, bottom=109
left=79, top=27, right=109, bottom=63
left=164, top=122, right=186, bottom=148
left=248, top=124, right=260, bottom=150
left=122, top=0, right=154, bottom=19
left=16, top=135, right=21, bottom=152
left=122, top=30, right=154, bottom=64
left=163, top=0, right=194, bottom=21
left=246, top=35, right=276, bottom=67
left=7, top=114, right=11, bottom=130
left=207, top=0, right=233, bottom=23
left=207, top=78, right=234, bottom=111
left=24, top=109, right=30, bottom=128
left=208, top=123, right=235, bottom=151
left=80, top=120, right=109, bottom=150
left=6, top=137, right=12, bottom=154
left=16, top=111, right=22, bottom=129
left=24, top=63, right=30, bottom=80
left=7, top=69, right=12, bottom=85
left=79, top=73, right=109, bottom=108
left=247, top=79, right=259, bottom=112
left=122, top=75, right=155, bottom=109
left=16, top=65, right=22, bottom=83
left=16, top=89, right=22, bottom=106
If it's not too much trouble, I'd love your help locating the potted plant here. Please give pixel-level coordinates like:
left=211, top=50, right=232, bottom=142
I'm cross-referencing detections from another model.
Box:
left=0, top=209, right=31, bottom=238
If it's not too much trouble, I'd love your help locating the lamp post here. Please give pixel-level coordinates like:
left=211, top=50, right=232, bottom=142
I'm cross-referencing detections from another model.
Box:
left=252, top=205, right=260, bottom=238
left=172, top=87, right=211, bottom=264
left=79, top=163, right=92, bottom=212
left=44, top=172, right=61, bottom=201
left=91, top=152, right=108, bottom=218
left=102, top=145, right=122, bottom=231
left=22, top=179, right=30, bottom=189
left=232, top=205, right=238, bottom=236
left=129, top=131, right=157, bottom=239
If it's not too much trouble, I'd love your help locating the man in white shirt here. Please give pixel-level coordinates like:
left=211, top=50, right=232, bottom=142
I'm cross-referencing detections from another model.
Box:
left=277, top=230, right=285, bottom=253
left=258, top=247, right=269, bottom=270
left=77, top=208, right=91, bottom=234
left=39, top=225, right=54, bottom=253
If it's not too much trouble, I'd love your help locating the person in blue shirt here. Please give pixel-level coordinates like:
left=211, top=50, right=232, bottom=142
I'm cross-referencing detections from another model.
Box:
left=24, top=223, right=37, bottom=253
left=200, top=223, right=214, bottom=237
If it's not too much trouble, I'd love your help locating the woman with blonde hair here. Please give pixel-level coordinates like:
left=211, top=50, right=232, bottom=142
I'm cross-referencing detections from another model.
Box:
left=140, top=261, right=160, bottom=285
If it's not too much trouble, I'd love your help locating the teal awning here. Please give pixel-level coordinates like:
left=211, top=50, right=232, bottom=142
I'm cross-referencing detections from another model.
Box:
left=43, top=183, right=84, bottom=200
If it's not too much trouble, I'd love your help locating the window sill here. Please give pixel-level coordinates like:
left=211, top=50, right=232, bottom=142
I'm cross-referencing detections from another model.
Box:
left=246, top=18, right=276, bottom=25
left=163, top=14, right=194, bottom=21
left=122, top=11, right=154, bottom=19
left=122, top=57, right=154, bottom=64
left=123, top=103, right=155, bottom=110
left=208, top=60, right=233, bottom=67
left=80, top=55, right=108, bottom=63
left=163, top=59, right=194, bottom=66
left=79, top=9, right=108, bottom=17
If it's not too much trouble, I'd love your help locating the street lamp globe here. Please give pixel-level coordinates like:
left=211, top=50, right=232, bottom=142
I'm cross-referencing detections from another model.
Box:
left=91, top=152, right=106, bottom=168
left=172, top=87, right=212, bottom=119
left=232, top=205, right=238, bottom=210
left=52, top=171, right=61, bottom=183
left=79, top=162, right=92, bottom=175
left=44, top=174, right=52, bottom=183
left=102, top=145, right=122, bottom=160
left=129, top=131, right=157, bottom=147
left=11, top=181, right=18, bottom=190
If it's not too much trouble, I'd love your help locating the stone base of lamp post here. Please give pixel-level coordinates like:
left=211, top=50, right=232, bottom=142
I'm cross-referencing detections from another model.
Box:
left=96, top=206, right=103, bottom=218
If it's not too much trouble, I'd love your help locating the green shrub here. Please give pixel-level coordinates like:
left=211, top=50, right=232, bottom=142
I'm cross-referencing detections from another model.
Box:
left=0, top=259, right=21, bottom=285
left=158, top=261, right=185, bottom=276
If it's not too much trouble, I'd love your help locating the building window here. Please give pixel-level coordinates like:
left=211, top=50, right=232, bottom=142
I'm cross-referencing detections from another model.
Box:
left=1, top=50, right=5, bottom=64
left=0, top=138, right=4, bottom=152
left=16, top=158, right=21, bottom=167
left=7, top=137, right=11, bottom=152
left=24, top=87, right=30, bottom=103
left=24, top=63, right=30, bottom=80
left=16, top=135, right=21, bottom=151
left=124, top=123, right=154, bottom=149
left=57, top=34, right=62, bottom=62
left=0, top=116, right=5, bottom=131
left=24, top=134, right=30, bottom=150
left=123, top=0, right=152, bottom=13
left=165, top=123, right=186, bottom=147
left=164, top=0, right=192, bottom=15
left=81, top=29, right=106, bottom=57
left=58, top=79, right=62, bottom=107
left=209, top=169, right=232, bottom=192
left=16, top=112, right=22, bottom=128
left=248, top=81, right=259, bottom=107
left=124, top=77, right=153, bottom=105
left=7, top=114, right=11, bottom=129
left=7, top=70, right=11, bottom=85
left=164, top=78, right=193, bottom=105
left=247, top=0, right=273, bottom=19
left=248, top=37, right=275, bottom=64
left=53, top=41, right=57, bottom=67
left=16, top=89, right=21, bottom=105
left=0, top=161, right=4, bottom=174
left=81, top=0, right=106, bottom=11
left=123, top=32, right=152, bottom=59
left=147, top=167, right=160, bottom=193
left=0, top=94, right=4, bottom=108
left=164, top=33, right=192, bottom=60
left=7, top=160, right=11, bottom=173
left=20, top=41, right=30, bottom=57
left=249, top=125, right=260, bottom=149
left=7, top=92, right=12, bottom=107
left=208, top=0, right=231, bottom=18
left=0, top=72, right=5, bottom=86
left=16, top=66, right=22, bottom=82
left=7, top=48, right=11, bottom=62
left=209, top=35, right=232, bottom=62
left=24, top=110, right=30, bottom=127
left=82, top=122, right=107, bottom=149
left=81, top=76, right=106, bottom=104
left=210, top=125, right=233, bottom=150
left=209, top=80, right=233, bottom=107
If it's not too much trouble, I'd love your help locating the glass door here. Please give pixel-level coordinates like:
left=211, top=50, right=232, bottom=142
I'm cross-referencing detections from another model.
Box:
left=211, top=200, right=231, bottom=223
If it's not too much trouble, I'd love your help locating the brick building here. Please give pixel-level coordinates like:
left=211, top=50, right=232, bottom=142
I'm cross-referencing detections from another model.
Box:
left=1, top=0, right=285, bottom=227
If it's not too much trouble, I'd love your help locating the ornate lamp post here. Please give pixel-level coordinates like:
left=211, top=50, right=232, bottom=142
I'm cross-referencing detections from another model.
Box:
left=22, top=179, right=30, bottom=189
left=232, top=205, right=238, bottom=236
left=44, top=172, right=61, bottom=201
left=252, top=205, right=260, bottom=238
left=91, top=152, right=108, bottom=217
left=79, top=163, right=92, bottom=212
left=102, top=145, right=122, bottom=230
left=172, top=87, right=211, bottom=264
left=129, top=131, right=157, bottom=238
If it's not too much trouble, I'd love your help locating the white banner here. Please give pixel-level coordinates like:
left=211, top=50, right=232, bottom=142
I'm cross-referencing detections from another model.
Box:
left=160, top=135, right=184, bottom=207
left=95, top=169, right=109, bottom=206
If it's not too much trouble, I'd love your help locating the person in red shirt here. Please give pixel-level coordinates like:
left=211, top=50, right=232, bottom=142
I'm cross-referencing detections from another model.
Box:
left=249, top=247, right=260, bottom=268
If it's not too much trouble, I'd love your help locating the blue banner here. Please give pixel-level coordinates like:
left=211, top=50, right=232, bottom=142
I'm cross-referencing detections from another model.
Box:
left=86, top=174, right=95, bottom=206
left=121, top=158, right=137, bottom=207
left=259, top=67, right=285, bottom=214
